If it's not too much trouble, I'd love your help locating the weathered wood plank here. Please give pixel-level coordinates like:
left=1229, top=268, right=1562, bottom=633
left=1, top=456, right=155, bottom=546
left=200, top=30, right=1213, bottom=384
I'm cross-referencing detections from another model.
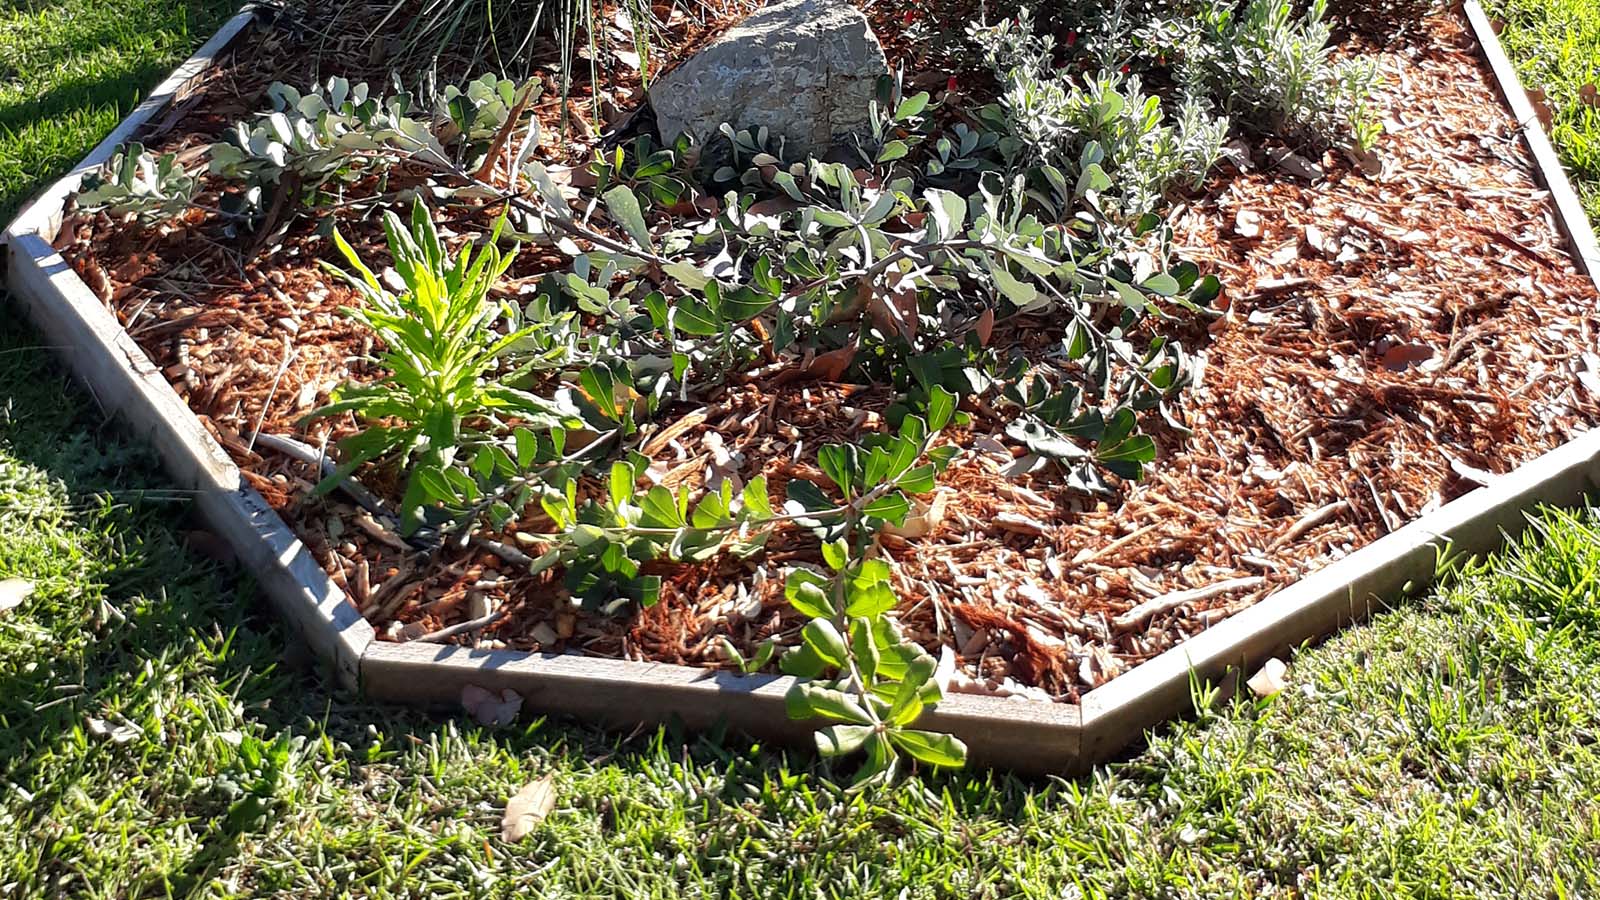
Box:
left=6, top=235, right=373, bottom=688
left=362, top=642, right=1084, bottom=772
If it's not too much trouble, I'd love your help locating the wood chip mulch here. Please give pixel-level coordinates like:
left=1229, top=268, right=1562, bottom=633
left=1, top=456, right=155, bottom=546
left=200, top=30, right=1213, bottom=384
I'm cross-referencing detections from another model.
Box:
left=49, top=7, right=1600, bottom=704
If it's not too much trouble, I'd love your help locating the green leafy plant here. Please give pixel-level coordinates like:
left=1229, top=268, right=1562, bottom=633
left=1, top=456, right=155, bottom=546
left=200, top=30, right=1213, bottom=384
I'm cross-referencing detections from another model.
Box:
left=305, top=197, right=573, bottom=534
left=973, top=11, right=1228, bottom=219
left=207, top=77, right=445, bottom=223
left=590, top=134, right=694, bottom=207
left=532, top=458, right=777, bottom=612
left=1180, top=0, right=1383, bottom=150
left=76, top=142, right=197, bottom=222
left=439, top=73, right=540, bottom=143
left=779, top=387, right=968, bottom=781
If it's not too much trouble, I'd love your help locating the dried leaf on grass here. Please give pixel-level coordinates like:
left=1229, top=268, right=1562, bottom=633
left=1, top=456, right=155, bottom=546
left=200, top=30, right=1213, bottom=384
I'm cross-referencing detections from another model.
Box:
left=462, top=685, right=523, bottom=726
left=502, top=774, right=557, bottom=841
left=0, top=578, right=32, bottom=615
left=86, top=715, right=144, bottom=744
left=1247, top=657, right=1288, bottom=697
left=1525, top=87, right=1555, bottom=130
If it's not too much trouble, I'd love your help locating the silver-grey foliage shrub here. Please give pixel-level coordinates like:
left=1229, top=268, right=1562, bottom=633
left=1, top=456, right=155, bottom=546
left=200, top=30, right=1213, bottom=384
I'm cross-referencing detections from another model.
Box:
left=1180, top=0, right=1383, bottom=150
left=972, top=11, right=1229, bottom=219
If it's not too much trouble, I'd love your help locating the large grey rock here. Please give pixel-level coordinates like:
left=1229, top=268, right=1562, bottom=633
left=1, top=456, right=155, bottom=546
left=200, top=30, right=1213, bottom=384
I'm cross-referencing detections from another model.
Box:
left=650, top=0, right=888, bottom=158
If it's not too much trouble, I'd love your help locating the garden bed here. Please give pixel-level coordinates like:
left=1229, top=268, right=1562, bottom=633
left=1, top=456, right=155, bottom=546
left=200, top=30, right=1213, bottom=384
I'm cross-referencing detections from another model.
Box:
left=12, top=0, right=1600, bottom=770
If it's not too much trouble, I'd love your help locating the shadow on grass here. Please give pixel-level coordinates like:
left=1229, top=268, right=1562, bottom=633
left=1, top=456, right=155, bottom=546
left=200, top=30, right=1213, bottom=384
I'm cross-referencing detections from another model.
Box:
left=0, top=308, right=1072, bottom=894
left=0, top=0, right=240, bottom=222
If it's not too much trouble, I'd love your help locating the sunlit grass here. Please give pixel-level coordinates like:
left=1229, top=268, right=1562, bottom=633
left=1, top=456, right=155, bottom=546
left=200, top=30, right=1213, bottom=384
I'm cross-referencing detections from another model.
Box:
left=0, top=0, right=238, bottom=223
left=1485, top=0, right=1600, bottom=223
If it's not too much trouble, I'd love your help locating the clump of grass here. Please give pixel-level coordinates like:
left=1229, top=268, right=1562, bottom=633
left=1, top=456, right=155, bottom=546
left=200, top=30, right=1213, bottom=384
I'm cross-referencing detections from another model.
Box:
left=1485, top=0, right=1600, bottom=223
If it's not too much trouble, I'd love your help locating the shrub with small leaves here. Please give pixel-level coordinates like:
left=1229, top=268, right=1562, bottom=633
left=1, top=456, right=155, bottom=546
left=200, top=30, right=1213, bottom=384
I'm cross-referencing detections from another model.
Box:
left=439, top=73, right=540, bottom=143
left=1180, top=0, right=1383, bottom=150
left=973, top=11, right=1228, bottom=219
left=532, top=457, right=777, bottom=612
left=779, top=388, right=968, bottom=781
left=208, top=77, right=445, bottom=220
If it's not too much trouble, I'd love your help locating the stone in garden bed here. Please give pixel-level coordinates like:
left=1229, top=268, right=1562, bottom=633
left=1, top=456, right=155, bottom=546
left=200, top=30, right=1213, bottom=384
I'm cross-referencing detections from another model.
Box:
left=648, top=0, right=889, bottom=157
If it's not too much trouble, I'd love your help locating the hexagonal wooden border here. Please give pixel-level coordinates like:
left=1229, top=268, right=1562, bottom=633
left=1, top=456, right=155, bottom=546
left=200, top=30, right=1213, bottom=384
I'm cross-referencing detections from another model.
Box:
left=6, top=1, right=1598, bottom=773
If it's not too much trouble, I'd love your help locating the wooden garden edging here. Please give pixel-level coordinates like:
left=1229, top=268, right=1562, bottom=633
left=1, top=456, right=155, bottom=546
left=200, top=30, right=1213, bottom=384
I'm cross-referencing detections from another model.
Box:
left=4, top=2, right=1598, bottom=773
left=3, top=6, right=375, bottom=692
left=1461, top=0, right=1600, bottom=293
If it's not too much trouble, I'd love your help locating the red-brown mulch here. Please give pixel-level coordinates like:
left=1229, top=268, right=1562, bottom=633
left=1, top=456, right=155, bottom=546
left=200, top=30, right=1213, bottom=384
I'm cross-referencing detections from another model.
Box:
left=51, top=5, right=1600, bottom=704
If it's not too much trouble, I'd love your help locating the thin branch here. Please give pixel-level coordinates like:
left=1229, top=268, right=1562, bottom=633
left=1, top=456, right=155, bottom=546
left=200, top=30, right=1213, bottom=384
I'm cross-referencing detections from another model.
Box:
left=408, top=608, right=507, bottom=644
left=251, top=432, right=391, bottom=518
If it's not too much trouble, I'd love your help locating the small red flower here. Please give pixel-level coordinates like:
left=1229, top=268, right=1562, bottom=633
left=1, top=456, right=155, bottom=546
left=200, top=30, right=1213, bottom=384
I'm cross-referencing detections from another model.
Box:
left=1066, top=30, right=1078, bottom=47
left=902, top=9, right=915, bottom=24
left=946, top=75, right=959, bottom=93
left=1120, top=63, right=1130, bottom=74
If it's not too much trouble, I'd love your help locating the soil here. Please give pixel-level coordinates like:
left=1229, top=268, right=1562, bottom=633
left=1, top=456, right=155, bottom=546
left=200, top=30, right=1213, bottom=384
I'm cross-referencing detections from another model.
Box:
left=51, top=1, right=1600, bottom=704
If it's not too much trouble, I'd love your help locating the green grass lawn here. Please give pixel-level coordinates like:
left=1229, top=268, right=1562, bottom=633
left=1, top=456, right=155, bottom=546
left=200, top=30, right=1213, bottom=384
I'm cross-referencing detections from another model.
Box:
left=4, top=1, right=1600, bottom=897
left=0, top=0, right=239, bottom=223
left=4, top=322, right=1600, bottom=897
left=1485, top=0, right=1600, bottom=223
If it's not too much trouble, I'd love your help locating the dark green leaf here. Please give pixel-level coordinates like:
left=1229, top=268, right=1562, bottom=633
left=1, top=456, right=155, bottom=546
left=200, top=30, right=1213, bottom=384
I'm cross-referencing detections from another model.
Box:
left=792, top=684, right=874, bottom=724
left=817, top=444, right=856, bottom=496
left=781, top=644, right=830, bottom=680
left=888, top=656, right=938, bottom=726
left=602, top=184, right=654, bottom=251
left=926, top=385, right=956, bottom=432
left=673, top=298, right=721, bottom=336
left=801, top=619, right=848, bottom=667
left=863, top=491, right=911, bottom=525
left=895, top=464, right=937, bottom=494
left=786, top=478, right=834, bottom=513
